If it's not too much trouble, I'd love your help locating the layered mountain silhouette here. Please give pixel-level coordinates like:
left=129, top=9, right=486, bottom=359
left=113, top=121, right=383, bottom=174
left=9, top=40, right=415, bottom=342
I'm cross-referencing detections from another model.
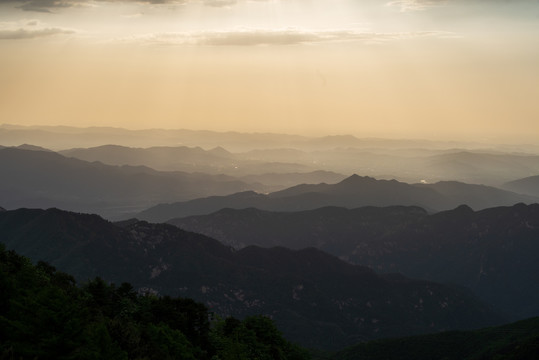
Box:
left=0, top=124, right=471, bottom=152
left=503, top=174, right=539, bottom=197
left=0, top=207, right=503, bottom=350
left=7, top=125, right=539, bottom=185
left=171, top=203, right=539, bottom=321
left=0, top=148, right=260, bottom=218
left=423, top=151, right=539, bottom=185
left=60, top=144, right=237, bottom=173
left=60, top=144, right=346, bottom=185
left=138, top=174, right=536, bottom=222
left=60, top=144, right=315, bottom=176
left=56, top=140, right=539, bottom=186
left=0, top=143, right=52, bottom=152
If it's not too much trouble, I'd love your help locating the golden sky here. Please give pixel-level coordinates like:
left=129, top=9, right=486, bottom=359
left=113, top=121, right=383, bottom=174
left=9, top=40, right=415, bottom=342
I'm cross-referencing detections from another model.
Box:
left=1, top=0, right=538, bottom=141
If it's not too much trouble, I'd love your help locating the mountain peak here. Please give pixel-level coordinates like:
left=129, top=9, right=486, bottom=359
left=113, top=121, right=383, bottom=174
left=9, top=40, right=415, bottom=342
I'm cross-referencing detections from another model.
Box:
left=208, top=146, right=231, bottom=157
left=337, top=174, right=375, bottom=185
left=453, top=204, right=474, bottom=213
left=16, top=144, right=52, bottom=152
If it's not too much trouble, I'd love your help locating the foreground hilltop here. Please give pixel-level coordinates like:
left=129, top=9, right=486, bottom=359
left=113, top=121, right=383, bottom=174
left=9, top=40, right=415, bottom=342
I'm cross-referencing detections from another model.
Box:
left=0, top=207, right=502, bottom=350
left=0, top=244, right=308, bottom=360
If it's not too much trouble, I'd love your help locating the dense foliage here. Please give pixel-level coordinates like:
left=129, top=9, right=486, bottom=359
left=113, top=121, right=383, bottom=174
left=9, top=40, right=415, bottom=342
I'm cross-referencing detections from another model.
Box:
left=329, top=317, right=539, bottom=360
left=1, top=208, right=503, bottom=351
left=0, top=244, right=310, bottom=360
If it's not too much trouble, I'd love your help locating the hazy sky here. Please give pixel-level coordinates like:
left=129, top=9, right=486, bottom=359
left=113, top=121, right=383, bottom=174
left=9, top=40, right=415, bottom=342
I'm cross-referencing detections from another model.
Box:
left=1, top=0, right=538, bottom=141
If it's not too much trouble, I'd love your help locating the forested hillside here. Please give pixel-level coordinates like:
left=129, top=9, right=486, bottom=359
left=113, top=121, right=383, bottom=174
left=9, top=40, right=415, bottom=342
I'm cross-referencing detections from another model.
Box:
left=0, top=208, right=502, bottom=350
left=0, top=244, right=309, bottom=360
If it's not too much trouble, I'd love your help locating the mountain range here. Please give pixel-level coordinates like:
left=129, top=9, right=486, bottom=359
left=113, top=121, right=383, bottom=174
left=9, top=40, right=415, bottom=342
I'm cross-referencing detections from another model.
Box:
left=60, top=144, right=317, bottom=177
left=57, top=143, right=539, bottom=186
left=504, top=175, right=539, bottom=197
left=138, top=174, right=536, bottom=223
left=170, top=203, right=539, bottom=321
left=5, top=125, right=539, bottom=186
left=0, top=207, right=503, bottom=350
left=0, top=147, right=262, bottom=218
left=0, top=124, right=489, bottom=152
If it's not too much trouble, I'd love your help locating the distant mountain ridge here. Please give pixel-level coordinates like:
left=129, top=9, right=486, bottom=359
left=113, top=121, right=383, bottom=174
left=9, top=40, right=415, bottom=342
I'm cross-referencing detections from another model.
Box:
left=170, top=203, right=539, bottom=321
left=138, top=174, right=536, bottom=222
left=0, top=207, right=503, bottom=350
left=59, top=144, right=348, bottom=185
left=423, top=151, right=539, bottom=184
left=0, top=124, right=483, bottom=151
left=5, top=124, right=539, bottom=185
left=56, top=142, right=539, bottom=186
left=60, top=144, right=236, bottom=173
left=0, top=148, right=260, bottom=218
left=503, top=174, right=539, bottom=197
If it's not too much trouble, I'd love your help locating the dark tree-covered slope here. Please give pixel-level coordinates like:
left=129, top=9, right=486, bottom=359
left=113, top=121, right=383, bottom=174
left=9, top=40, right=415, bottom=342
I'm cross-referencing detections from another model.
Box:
left=330, top=316, right=539, bottom=360
left=0, top=208, right=503, bottom=350
left=170, top=205, right=427, bottom=251
left=0, top=244, right=308, bottom=360
left=171, top=203, right=539, bottom=321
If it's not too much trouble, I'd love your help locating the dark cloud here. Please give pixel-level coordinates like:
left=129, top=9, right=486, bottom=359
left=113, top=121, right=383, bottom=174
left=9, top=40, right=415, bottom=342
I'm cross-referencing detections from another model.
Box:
left=0, top=0, right=175, bottom=13
left=0, top=0, right=74, bottom=13
left=4, top=0, right=534, bottom=14
left=19, top=0, right=73, bottom=13
left=0, top=0, right=194, bottom=13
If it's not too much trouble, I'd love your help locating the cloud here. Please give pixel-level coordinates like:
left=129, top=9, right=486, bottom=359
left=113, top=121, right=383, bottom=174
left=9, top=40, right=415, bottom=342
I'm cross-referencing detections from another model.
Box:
left=387, top=0, right=448, bottom=12
left=0, top=0, right=156, bottom=13
left=5, top=0, right=538, bottom=13
left=122, top=28, right=455, bottom=47
left=0, top=19, right=75, bottom=39
left=18, top=0, right=74, bottom=13
left=386, top=0, right=539, bottom=12
left=0, top=0, right=81, bottom=13
left=202, top=0, right=238, bottom=7
left=1, top=0, right=222, bottom=13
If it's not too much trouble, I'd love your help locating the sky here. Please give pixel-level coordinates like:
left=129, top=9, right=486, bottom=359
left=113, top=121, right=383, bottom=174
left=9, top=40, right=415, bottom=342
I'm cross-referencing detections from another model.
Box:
left=1, top=0, right=539, bottom=142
